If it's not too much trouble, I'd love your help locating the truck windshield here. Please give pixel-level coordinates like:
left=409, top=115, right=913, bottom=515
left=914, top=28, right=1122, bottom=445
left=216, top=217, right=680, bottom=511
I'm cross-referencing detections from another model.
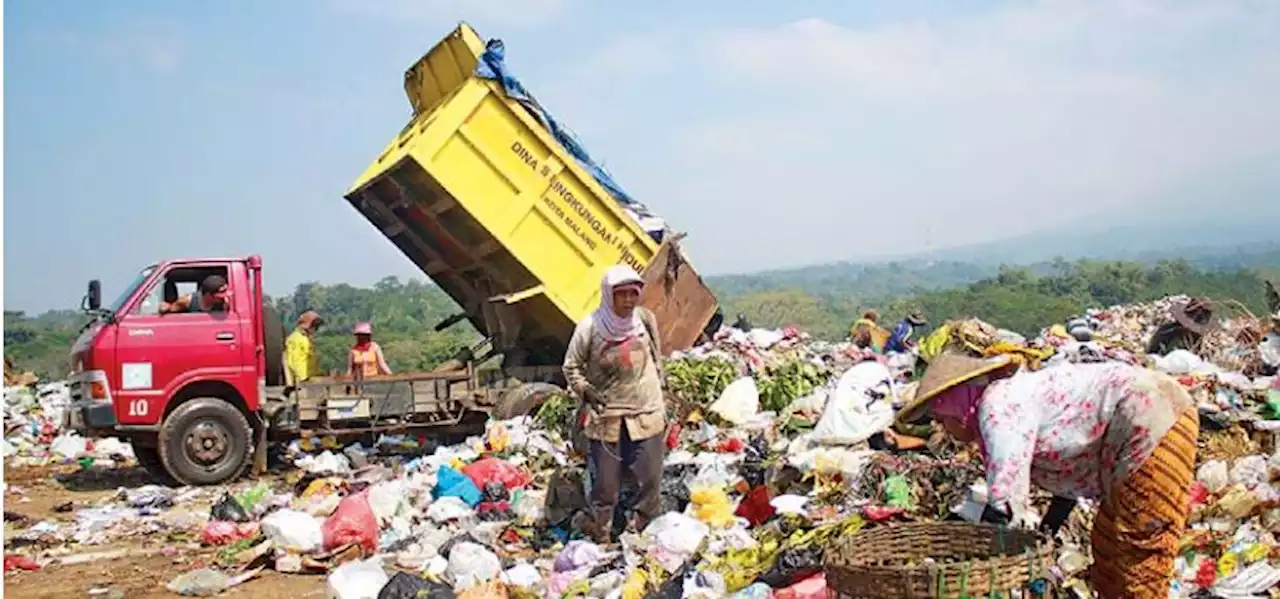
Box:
left=107, top=266, right=157, bottom=314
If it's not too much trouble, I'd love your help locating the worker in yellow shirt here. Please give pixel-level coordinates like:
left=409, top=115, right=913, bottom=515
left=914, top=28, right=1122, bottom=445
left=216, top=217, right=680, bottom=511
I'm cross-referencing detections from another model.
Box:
left=285, top=310, right=324, bottom=385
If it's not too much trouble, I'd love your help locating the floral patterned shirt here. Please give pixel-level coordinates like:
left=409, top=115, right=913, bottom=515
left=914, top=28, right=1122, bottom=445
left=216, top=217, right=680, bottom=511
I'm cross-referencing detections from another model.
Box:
left=978, top=363, right=1193, bottom=512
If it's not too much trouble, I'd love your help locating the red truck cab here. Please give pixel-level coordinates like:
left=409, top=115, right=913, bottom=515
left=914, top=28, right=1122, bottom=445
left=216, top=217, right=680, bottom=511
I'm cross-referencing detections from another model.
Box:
left=67, top=255, right=279, bottom=485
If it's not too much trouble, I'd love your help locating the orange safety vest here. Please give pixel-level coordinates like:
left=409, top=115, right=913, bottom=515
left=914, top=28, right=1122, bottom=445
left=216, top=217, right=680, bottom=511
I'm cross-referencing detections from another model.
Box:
left=350, top=345, right=382, bottom=378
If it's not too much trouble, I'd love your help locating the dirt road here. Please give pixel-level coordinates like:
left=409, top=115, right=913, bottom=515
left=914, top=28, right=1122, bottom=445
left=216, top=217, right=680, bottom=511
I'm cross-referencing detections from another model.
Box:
left=3, top=464, right=327, bottom=598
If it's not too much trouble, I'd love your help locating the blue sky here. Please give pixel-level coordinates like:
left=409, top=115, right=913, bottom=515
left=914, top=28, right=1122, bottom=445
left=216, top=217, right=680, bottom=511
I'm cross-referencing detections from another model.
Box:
left=5, top=0, right=1279, bottom=312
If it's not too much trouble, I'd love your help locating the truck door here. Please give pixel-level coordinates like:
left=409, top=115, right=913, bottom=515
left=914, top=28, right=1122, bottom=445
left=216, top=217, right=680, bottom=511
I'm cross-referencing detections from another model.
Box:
left=113, top=264, right=249, bottom=425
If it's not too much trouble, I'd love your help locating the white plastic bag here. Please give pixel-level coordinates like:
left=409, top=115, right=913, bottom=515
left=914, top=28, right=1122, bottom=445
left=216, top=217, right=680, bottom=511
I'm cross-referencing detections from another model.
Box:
left=643, top=512, right=709, bottom=572
left=1197, top=460, right=1230, bottom=493
left=1153, top=350, right=1219, bottom=375
left=810, top=362, right=895, bottom=446
left=367, top=480, right=405, bottom=524
left=708, top=377, right=759, bottom=425
left=446, top=542, right=501, bottom=590
left=326, top=557, right=389, bottom=599
left=1229, top=456, right=1269, bottom=489
left=261, top=509, right=323, bottom=552
left=51, top=433, right=87, bottom=459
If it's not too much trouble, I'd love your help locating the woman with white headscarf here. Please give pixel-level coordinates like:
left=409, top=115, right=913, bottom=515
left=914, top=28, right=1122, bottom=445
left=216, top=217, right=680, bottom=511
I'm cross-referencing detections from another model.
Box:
left=563, top=264, right=666, bottom=543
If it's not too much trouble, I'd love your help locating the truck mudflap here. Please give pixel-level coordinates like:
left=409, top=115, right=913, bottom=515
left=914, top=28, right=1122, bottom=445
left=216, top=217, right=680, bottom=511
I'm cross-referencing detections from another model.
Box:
left=639, top=237, right=720, bottom=352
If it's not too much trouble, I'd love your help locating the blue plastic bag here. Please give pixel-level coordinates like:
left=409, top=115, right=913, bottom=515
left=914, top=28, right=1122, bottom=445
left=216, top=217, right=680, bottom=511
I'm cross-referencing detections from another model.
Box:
left=433, top=466, right=481, bottom=506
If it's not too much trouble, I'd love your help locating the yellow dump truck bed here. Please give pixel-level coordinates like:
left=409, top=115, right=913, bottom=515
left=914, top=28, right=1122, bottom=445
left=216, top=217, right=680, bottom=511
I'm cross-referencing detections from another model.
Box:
left=346, top=24, right=718, bottom=365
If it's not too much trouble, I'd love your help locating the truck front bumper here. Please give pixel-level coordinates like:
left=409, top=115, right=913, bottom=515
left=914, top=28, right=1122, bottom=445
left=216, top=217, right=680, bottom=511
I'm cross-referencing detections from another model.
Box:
left=65, top=401, right=118, bottom=434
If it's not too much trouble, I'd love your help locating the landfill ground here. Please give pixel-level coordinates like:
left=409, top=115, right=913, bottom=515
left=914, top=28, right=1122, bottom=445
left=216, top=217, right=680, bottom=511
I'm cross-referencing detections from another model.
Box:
left=3, top=293, right=1279, bottom=598
left=3, top=463, right=327, bottom=598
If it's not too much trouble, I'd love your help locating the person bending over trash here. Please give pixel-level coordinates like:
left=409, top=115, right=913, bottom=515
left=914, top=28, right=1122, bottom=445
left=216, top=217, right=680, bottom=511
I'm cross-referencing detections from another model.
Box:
left=884, top=311, right=927, bottom=353
left=897, top=352, right=1198, bottom=599
left=562, top=265, right=666, bottom=543
left=1146, top=297, right=1214, bottom=355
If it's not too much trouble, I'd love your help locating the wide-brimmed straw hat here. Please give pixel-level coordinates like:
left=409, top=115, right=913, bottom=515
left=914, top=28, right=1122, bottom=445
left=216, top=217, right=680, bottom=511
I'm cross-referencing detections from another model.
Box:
left=1171, top=298, right=1215, bottom=335
left=895, top=352, right=1017, bottom=425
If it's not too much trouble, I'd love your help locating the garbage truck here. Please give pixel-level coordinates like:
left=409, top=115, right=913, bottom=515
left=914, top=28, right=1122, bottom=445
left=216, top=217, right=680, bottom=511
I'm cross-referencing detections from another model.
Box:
left=63, top=23, right=721, bottom=486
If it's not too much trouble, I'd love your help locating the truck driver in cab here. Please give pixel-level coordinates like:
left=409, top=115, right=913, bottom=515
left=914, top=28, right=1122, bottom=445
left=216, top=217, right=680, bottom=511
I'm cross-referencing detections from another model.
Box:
left=160, top=274, right=231, bottom=314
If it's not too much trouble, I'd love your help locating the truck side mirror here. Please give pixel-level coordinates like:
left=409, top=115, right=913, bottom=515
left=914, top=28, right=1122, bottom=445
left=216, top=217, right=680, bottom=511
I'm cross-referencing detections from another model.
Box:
left=87, top=280, right=102, bottom=311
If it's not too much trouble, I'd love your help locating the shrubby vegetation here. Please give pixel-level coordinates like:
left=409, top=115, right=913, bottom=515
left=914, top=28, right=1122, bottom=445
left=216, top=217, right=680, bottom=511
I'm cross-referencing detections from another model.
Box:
left=6, top=254, right=1277, bottom=380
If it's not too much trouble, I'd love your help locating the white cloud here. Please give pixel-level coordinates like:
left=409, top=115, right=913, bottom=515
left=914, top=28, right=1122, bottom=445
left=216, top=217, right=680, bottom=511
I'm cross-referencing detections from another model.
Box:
left=324, top=0, right=571, bottom=28
left=651, top=1, right=1280, bottom=270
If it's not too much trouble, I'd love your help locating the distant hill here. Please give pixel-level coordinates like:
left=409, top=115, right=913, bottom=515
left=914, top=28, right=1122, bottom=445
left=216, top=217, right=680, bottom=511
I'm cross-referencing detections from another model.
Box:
left=707, top=241, right=1280, bottom=303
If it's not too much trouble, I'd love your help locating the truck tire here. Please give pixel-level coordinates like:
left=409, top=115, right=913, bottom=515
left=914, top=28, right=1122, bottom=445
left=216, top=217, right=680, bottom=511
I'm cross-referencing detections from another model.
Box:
left=494, top=382, right=563, bottom=420
left=262, top=304, right=286, bottom=387
left=131, top=444, right=177, bottom=486
left=158, top=398, right=253, bottom=486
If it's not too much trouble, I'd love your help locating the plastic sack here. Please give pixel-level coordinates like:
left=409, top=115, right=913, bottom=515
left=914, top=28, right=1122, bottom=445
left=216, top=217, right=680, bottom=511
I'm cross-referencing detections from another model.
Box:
left=426, top=496, right=474, bottom=523
left=236, top=483, right=272, bottom=515
left=735, top=486, right=776, bottom=526
left=446, top=542, right=501, bottom=590
left=882, top=475, right=913, bottom=509
left=1153, top=350, right=1219, bottom=374
left=553, top=540, right=603, bottom=573
left=322, top=491, right=379, bottom=552
left=368, top=480, right=406, bottom=524
left=731, top=583, right=774, bottom=599
left=759, top=545, right=823, bottom=588
left=200, top=521, right=259, bottom=546
left=810, top=362, right=896, bottom=445
left=211, top=492, right=252, bottom=523
left=708, top=377, right=759, bottom=425
left=378, top=572, right=454, bottom=599
left=643, top=512, right=709, bottom=572
left=690, top=487, right=736, bottom=528
left=326, top=557, right=389, bottom=599
left=1230, top=456, right=1269, bottom=489
left=511, top=489, right=546, bottom=526
left=1197, top=460, right=1230, bottom=494
left=774, top=573, right=826, bottom=599
left=262, top=509, right=323, bottom=552
left=463, top=457, right=531, bottom=491
left=434, top=466, right=482, bottom=506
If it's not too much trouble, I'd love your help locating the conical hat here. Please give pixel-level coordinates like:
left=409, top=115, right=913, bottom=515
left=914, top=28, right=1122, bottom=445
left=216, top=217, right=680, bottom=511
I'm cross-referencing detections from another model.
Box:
left=895, top=352, right=1016, bottom=425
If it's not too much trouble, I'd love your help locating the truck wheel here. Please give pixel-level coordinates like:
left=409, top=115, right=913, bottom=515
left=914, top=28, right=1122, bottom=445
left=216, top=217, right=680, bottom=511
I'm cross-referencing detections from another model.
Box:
left=494, top=382, right=564, bottom=420
left=158, top=398, right=253, bottom=486
left=262, top=304, right=286, bottom=387
left=131, top=444, right=177, bottom=486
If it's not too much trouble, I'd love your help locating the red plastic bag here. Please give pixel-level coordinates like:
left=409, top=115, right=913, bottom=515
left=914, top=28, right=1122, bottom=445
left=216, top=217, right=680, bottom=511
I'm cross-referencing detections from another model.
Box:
left=200, top=521, right=259, bottom=545
left=665, top=423, right=682, bottom=449
left=322, top=491, right=378, bottom=552
left=862, top=505, right=905, bottom=522
left=1188, top=481, right=1210, bottom=508
left=735, top=486, right=776, bottom=526
left=776, top=573, right=826, bottom=599
left=463, top=457, right=531, bottom=490
left=4, top=554, right=41, bottom=572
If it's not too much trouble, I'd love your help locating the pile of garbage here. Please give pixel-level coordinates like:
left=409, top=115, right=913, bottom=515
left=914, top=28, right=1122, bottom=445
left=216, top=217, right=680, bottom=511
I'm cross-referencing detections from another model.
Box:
left=3, top=292, right=1279, bottom=598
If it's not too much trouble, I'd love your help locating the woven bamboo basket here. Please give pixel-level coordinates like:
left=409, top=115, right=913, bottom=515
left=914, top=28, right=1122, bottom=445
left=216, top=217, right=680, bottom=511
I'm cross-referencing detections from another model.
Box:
left=824, top=522, right=1056, bottom=599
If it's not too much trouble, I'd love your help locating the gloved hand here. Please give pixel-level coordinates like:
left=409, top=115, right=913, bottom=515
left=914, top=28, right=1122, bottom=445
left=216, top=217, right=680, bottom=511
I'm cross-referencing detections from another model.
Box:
left=1009, top=505, right=1042, bottom=531
left=1038, top=496, right=1076, bottom=537
left=581, top=386, right=606, bottom=411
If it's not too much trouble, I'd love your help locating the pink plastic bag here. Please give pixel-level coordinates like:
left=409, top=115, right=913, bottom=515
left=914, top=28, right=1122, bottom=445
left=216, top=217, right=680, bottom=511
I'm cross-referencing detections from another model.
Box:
left=463, top=457, right=531, bottom=490
left=321, top=491, right=378, bottom=552
left=775, top=574, right=826, bottom=599
left=200, top=521, right=259, bottom=545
